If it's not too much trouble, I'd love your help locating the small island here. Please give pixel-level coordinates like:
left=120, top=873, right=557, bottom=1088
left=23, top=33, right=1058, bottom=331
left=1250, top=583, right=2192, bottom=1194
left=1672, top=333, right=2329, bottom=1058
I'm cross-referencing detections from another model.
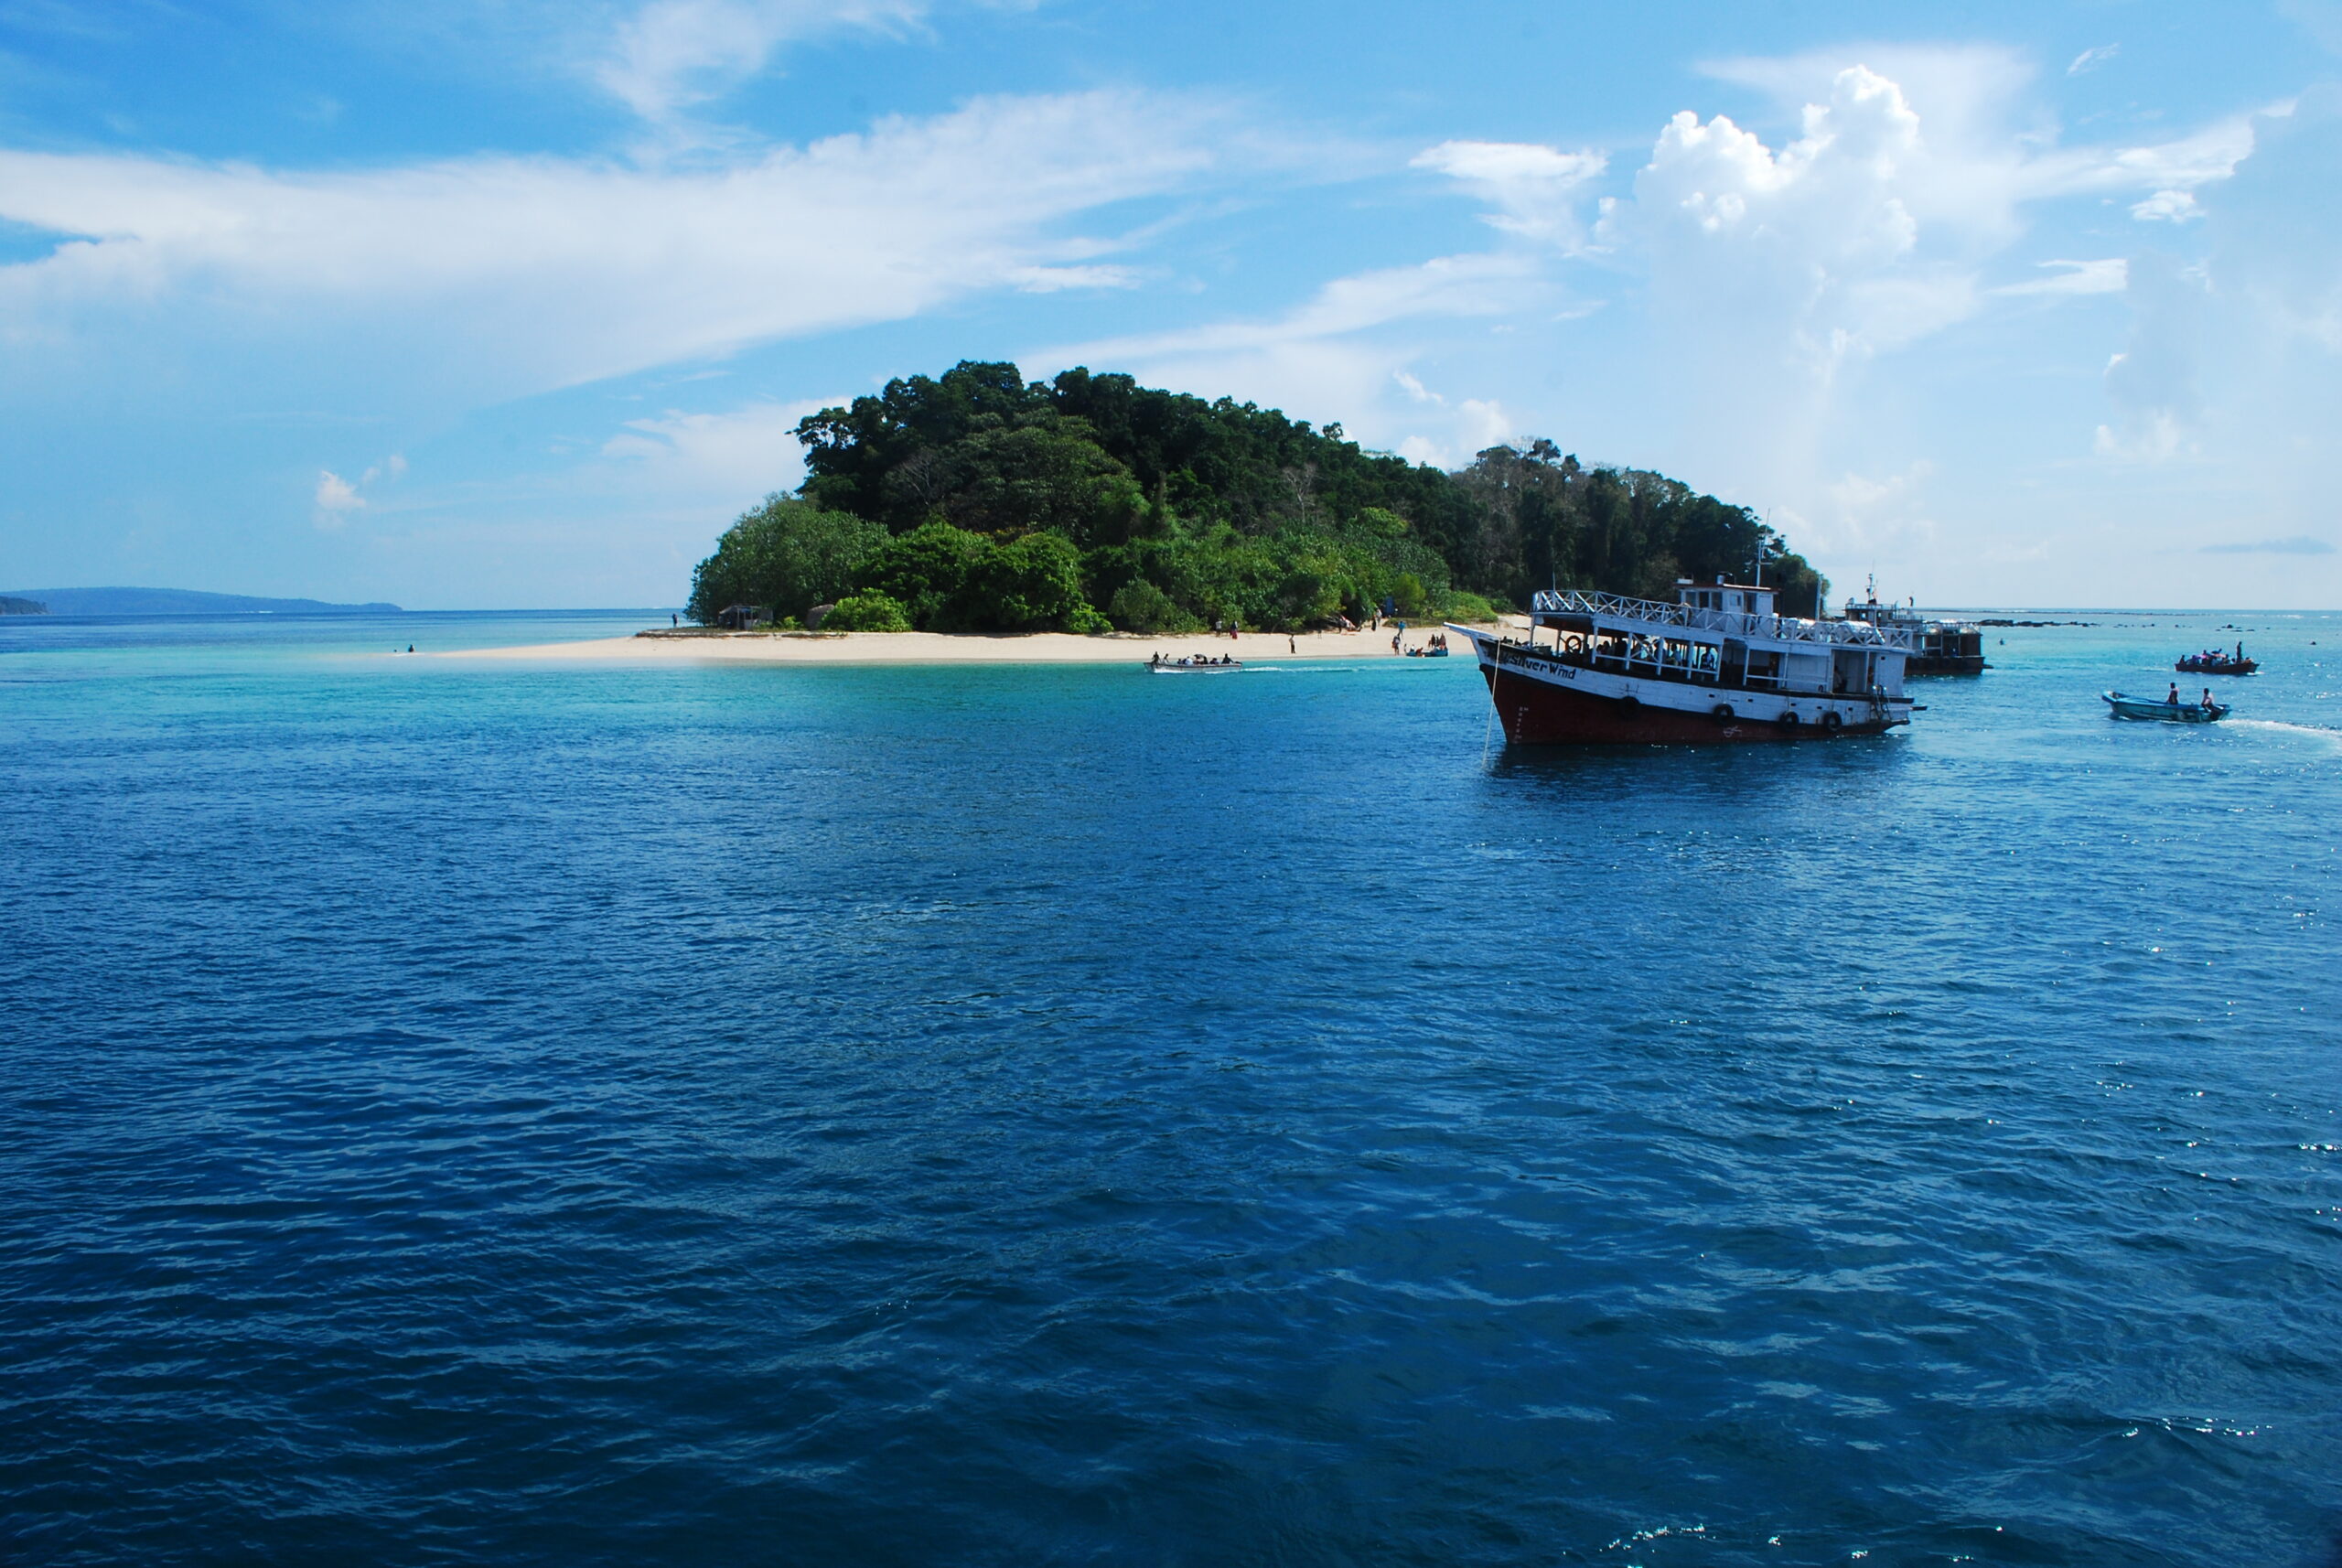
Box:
left=677, top=360, right=1826, bottom=638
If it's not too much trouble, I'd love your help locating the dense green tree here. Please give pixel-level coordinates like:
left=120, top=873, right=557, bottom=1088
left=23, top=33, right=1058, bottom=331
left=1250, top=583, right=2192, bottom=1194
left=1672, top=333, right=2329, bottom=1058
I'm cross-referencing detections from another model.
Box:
left=744, top=358, right=1835, bottom=629
left=860, top=521, right=993, bottom=630
left=1105, top=579, right=1198, bottom=635
left=685, top=496, right=887, bottom=625
left=975, top=531, right=1093, bottom=631
left=940, top=415, right=1145, bottom=547
left=853, top=521, right=1101, bottom=632
left=821, top=591, right=912, bottom=632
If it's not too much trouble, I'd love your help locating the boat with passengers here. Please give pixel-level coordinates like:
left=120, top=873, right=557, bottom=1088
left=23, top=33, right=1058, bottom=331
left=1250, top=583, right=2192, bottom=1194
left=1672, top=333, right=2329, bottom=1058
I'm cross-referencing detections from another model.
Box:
left=1447, top=576, right=1916, bottom=744
left=2175, top=644, right=2257, bottom=676
left=2105, top=690, right=2229, bottom=723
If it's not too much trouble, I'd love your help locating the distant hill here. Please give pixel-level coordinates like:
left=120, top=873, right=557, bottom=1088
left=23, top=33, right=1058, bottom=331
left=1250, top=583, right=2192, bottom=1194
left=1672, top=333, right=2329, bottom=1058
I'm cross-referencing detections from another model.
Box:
left=0, top=596, right=44, bottom=615
left=2, top=587, right=402, bottom=616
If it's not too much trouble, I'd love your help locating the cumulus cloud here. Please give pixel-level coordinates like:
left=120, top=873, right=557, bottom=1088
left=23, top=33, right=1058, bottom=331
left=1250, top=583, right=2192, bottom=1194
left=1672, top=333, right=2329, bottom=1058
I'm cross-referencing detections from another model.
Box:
left=315, top=469, right=363, bottom=513
left=311, top=455, right=407, bottom=528
left=0, top=90, right=1230, bottom=410
left=2131, top=189, right=2203, bottom=222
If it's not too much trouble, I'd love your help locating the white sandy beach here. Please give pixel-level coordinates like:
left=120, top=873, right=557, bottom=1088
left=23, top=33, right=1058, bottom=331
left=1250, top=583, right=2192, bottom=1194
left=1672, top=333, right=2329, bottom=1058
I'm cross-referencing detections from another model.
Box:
left=439, top=623, right=1505, bottom=666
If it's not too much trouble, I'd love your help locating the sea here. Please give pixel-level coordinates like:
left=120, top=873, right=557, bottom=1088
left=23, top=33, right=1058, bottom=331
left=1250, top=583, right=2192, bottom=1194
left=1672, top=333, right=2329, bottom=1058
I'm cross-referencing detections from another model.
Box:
left=2, top=608, right=2337, bottom=1567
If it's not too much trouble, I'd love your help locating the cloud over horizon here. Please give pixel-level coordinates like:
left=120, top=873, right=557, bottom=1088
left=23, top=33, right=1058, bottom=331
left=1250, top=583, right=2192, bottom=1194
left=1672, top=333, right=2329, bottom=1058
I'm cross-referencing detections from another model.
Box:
left=0, top=5, right=2331, bottom=609
left=0, top=89, right=1232, bottom=411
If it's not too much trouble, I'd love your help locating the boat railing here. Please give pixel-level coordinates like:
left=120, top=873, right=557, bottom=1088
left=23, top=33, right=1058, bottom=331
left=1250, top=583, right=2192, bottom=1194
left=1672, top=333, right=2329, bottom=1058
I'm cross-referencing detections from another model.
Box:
left=1529, top=588, right=1912, bottom=649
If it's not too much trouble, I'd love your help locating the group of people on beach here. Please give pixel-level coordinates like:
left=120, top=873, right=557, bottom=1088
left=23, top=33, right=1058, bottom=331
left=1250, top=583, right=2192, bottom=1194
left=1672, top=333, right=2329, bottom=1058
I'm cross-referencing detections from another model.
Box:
left=1403, top=632, right=1451, bottom=657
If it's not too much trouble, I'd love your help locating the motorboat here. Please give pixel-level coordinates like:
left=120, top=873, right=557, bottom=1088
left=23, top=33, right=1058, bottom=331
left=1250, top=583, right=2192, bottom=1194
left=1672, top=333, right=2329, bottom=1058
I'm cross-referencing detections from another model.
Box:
left=2104, top=691, right=2229, bottom=723
left=1148, top=655, right=1242, bottom=673
left=2175, top=652, right=2257, bottom=675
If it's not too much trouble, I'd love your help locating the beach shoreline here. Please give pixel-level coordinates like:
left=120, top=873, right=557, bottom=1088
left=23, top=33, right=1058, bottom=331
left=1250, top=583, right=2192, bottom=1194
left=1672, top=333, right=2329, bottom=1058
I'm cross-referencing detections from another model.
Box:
left=435, top=623, right=1503, bottom=666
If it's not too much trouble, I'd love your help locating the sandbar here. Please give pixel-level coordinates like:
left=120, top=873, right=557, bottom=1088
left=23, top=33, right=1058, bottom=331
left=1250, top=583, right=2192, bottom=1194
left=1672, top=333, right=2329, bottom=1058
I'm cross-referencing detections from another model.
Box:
left=438, top=624, right=1502, bottom=666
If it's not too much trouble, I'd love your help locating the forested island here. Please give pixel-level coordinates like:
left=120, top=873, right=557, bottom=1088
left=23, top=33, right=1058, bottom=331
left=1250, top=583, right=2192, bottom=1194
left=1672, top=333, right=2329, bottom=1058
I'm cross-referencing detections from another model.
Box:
left=685, top=360, right=1824, bottom=634
left=0, top=587, right=402, bottom=616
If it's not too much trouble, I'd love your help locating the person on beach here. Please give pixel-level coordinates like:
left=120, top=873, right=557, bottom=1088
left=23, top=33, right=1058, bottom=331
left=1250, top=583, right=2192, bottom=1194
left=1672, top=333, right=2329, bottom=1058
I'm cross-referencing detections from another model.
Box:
left=1391, top=632, right=1402, bottom=654
left=1288, top=636, right=1295, bottom=654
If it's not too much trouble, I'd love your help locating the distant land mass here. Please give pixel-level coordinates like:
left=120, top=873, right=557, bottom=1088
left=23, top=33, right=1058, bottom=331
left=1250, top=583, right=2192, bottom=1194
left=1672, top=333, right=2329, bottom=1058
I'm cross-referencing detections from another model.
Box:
left=2, top=587, right=402, bottom=616
left=0, top=595, right=44, bottom=615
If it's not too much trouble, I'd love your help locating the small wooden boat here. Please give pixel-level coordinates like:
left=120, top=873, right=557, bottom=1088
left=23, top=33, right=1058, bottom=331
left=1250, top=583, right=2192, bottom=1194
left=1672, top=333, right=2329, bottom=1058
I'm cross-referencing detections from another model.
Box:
left=2175, top=654, right=2257, bottom=675
left=2104, top=691, right=2229, bottom=723
left=1148, top=656, right=1242, bottom=673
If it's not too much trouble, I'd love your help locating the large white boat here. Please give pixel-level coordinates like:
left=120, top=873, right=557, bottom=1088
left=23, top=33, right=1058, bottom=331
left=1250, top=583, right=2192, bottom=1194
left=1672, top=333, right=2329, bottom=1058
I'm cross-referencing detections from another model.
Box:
left=1448, top=578, right=1917, bottom=745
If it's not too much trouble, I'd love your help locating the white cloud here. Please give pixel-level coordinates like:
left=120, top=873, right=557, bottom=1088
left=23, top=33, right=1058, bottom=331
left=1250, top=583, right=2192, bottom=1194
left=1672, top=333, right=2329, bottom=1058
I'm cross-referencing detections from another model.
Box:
left=311, top=453, right=410, bottom=528
left=601, top=396, right=833, bottom=496
left=2093, top=252, right=2208, bottom=462
left=599, top=0, right=929, bottom=122
left=2067, top=44, right=2120, bottom=76
left=1411, top=139, right=1606, bottom=247
left=1816, top=460, right=1938, bottom=555
left=0, top=90, right=1230, bottom=408
left=1996, top=258, right=2128, bottom=295
left=315, top=470, right=363, bottom=510
left=313, top=468, right=363, bottom=530
left=1595, top=63, right=1984, bottom=385
left=2131, top=188, right=2202, bottom=222
left=1039, top=251, right=1542, bottom=464
left=1072, top=251, right=1539, bottom=365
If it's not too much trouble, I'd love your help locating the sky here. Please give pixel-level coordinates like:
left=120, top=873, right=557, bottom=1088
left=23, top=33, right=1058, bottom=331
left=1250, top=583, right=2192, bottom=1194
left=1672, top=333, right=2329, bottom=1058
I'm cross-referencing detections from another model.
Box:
left=0, top=0, right=2337, bottom=609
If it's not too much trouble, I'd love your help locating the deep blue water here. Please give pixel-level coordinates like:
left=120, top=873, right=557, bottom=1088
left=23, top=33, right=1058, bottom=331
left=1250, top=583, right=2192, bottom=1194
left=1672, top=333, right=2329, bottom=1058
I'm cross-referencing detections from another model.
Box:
left=3, top=610, right=2338, bottom=1566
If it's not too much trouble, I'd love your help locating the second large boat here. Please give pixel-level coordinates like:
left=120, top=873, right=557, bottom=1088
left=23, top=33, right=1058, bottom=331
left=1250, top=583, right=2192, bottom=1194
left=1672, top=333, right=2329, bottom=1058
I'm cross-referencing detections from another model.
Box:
left=1449, top=578, right=1917, bottom=745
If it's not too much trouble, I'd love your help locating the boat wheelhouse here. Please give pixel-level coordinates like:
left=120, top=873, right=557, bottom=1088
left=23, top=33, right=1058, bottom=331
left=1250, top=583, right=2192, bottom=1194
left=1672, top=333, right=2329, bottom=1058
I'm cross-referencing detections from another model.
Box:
left=1448, top=577, right=1916, bottom=745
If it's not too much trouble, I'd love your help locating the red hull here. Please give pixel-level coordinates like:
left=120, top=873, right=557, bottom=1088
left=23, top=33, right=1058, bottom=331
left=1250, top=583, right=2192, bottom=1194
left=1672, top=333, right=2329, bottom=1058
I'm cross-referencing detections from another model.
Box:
left=1482, top=665, right=1892, bottom=745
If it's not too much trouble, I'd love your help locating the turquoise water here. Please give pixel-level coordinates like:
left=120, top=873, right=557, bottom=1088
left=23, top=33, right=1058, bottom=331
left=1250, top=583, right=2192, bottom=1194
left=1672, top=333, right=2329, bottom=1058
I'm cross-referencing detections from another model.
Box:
left=3, top=610, right=2337, bottom=1566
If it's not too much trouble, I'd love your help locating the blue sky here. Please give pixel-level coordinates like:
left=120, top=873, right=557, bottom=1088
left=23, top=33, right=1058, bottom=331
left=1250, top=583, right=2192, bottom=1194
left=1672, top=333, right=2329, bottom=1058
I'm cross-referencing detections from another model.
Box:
left=1, top=0, right=2337, bottom=608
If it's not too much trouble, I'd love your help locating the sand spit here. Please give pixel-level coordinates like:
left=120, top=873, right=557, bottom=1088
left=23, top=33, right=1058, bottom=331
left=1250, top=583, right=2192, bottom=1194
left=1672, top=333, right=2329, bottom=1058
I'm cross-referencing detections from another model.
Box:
left=436, top=624, right=1502, bottom=667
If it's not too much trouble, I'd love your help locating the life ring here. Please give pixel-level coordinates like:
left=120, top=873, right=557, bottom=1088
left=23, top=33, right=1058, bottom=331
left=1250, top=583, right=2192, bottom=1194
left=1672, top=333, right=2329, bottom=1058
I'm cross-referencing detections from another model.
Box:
left=1776, top=710, right=1800, bottom=730
left=1820, top=710, right=1843, bottom=732
left=1711, top=703, right=1735, bottom=723
left=1563, top=634, right=1585, bottom=656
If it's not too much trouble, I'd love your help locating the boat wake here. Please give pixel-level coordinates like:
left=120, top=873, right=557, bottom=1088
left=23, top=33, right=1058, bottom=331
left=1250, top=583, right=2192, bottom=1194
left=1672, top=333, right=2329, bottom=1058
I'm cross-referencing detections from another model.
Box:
left=2228, top=718, right=2342, bottom=753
